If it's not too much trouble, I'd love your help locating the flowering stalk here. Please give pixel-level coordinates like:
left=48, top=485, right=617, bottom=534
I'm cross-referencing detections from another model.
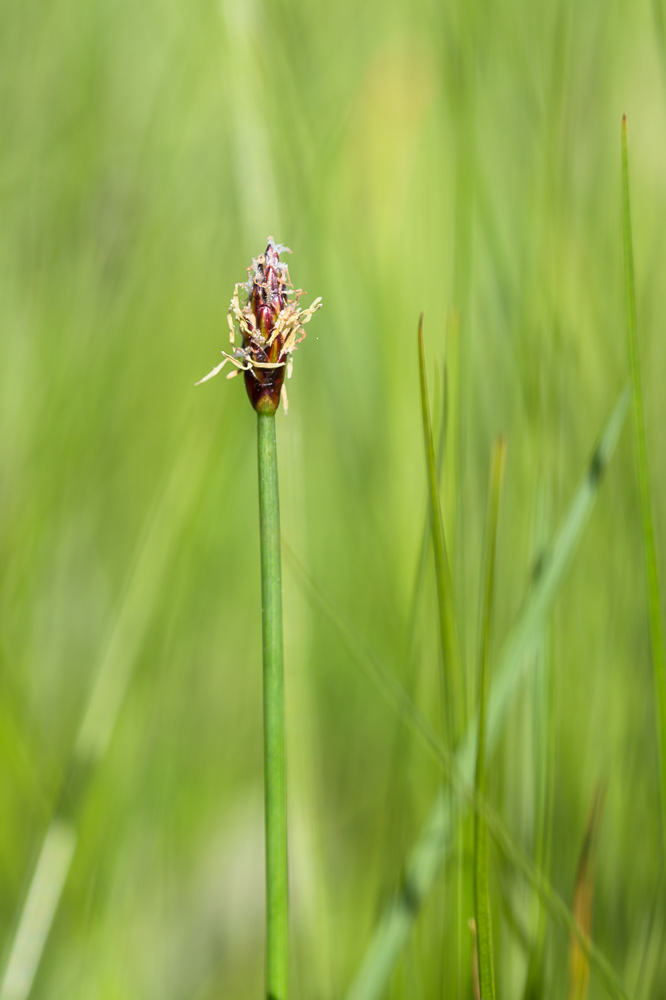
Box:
left=196, top=237, right=322, bottom=414
left=257, top=407, right=288, bottom=999
left=198, top=239, right=321, bottom=999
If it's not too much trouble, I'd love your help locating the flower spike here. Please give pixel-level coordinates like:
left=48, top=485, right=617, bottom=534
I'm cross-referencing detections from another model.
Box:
left=196, top=237, right=322, bottom=414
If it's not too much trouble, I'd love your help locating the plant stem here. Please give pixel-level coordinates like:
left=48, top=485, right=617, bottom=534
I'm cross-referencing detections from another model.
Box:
left=417, top=315, right=462, bottom=746
left=621, top=116, right=666, bottom=874
left=257, top=410, right=288, bottom=1000
left=473, top=438, right=505, bottom=1000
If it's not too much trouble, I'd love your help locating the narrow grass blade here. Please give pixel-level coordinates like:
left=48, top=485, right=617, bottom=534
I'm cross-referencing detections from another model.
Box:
left=621, top=116, right=666, bottom=869
left=418, top=314, right=463, bottom=744
left=379, top=353, right=448, bottom=904
left=418, top=314, right=466, bottom=994
left=343, top=387, right=629, bottom=1000
left=569, top=785, right=606, bottom=1000
left=521, top=640, right=555, bottom=1000
left=0, top=442, right=205, bottom=1000
left=473, top=439, right=506, bottom=1000
left=443, top=309, right=465, bottom=1000
left=443, top=309, right=461, bottom=575
left=522, top=493, right=555, bottom=1000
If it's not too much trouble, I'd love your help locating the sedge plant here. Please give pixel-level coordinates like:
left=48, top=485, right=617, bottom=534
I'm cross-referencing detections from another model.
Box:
left=197, top=239, right=321, bottom=1000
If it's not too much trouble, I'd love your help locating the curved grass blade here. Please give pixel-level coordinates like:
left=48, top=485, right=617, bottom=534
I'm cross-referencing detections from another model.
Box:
left=473, top=439, right=506, bottom=1000
left=443, top=310, right=461, bottom=570
left=344, top=386, right=629, bottom=1000
left=621, top=116, right=666, bottom=870
left=379, top=310, right=453, bottom=947
left=418, top=314, right=466, bottom=993
left=418, top=314, right=463, bottom=744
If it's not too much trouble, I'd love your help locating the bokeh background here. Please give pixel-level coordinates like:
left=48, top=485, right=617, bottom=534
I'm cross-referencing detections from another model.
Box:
left=1, top=0, right=666, bottom=997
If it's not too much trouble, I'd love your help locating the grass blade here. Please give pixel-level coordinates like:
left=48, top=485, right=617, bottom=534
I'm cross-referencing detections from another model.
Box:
left=569, top=785, right=606, bottom=1000
left=443, top=309, right=461, bottom=578
left=418, top=314, right=463, bottom=744
left=621, top=115, right=666, bottom=869
left=344, top=386, right=629, bottom=1000
left=522, top=493, right=555, bottom=1000
left=418, top=314, right=466, bottom=994
left=473, top=439, right=506, bottom=1000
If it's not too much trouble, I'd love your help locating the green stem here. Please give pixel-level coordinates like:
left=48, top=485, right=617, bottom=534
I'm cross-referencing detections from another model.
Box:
left=621, top=117, right=666, bottom=872
left=473, top=439, right=505, bottom=1000
left=417, top=315, right=462, bottom=746
left=257, top=410, right=288, bottom=1000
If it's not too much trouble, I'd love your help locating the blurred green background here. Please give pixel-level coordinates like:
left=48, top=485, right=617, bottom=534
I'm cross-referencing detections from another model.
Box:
left=1, top=0, right=666, bottom=997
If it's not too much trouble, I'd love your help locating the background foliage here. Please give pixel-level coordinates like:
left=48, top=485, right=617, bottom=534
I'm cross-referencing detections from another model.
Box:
left=1, top=0, right=666, bottom=996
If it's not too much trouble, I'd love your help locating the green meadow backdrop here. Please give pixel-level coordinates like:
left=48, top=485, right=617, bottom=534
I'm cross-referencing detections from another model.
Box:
left=1, top=0, right=666, bottom=997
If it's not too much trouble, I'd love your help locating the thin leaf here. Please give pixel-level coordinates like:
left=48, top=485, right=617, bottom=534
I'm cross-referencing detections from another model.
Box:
left=418, top=314, right=466, bottom=993
left=621, top=115, right=666, bottom=870
left=418, top=314, right=463, bottom=744
left=473, top=439, right=506, bottom=1000
left=382, top=322, right=450, bottom=865
left=443, top=309, right=461, bottom=577
left=522, top=492, right=555, bottom=1000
